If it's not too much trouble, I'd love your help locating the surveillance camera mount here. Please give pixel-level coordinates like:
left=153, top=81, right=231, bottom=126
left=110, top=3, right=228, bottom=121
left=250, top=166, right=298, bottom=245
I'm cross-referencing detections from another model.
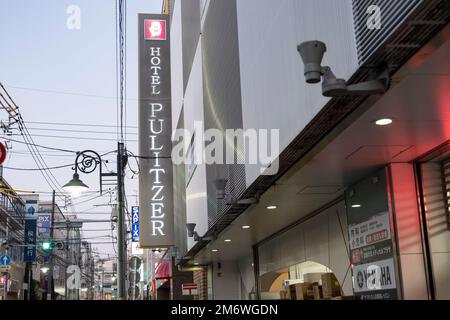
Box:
left=321, top=66, right=390, bottom=97
left=298, top=40, right=390, bottom=97
left=214, top=178, right=260, bottom=206
left=225, top=194, right=260, bottom=206
left=193, top=231, right=217, bottom=242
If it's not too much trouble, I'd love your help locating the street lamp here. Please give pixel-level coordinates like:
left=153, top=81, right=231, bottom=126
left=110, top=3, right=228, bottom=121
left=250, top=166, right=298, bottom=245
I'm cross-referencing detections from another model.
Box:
left=40, top=266, right=49, bottom=273
left=63, top=150, right=103, bottom=198
left=63, top=173, right=89, bottom=198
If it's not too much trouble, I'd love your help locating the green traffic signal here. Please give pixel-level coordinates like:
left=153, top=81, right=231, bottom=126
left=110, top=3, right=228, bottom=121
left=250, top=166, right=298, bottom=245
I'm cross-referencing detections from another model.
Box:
left=41, top=240, right=53, bottom=252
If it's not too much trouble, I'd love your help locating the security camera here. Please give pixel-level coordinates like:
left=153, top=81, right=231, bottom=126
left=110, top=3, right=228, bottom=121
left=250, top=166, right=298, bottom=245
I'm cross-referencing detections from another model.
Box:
left=297, top=41, right=327, bottom=84
left=297, top=40, right=390, bottom=96
left=186, top=223, right=197, bottom=238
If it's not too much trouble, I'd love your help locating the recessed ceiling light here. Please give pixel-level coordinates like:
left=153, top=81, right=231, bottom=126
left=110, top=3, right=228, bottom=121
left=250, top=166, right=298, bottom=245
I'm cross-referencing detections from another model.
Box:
left=211, top=249, right=219, bottom=252
left=266, top=205, right=277, bottom=210
left=242, top=225, right=251, bottom=229
left=194, top=262, right=199, bottom=266
left=224, top=239, right=232, bottom=243
left=352, top=204, right=362, bottom=208
left=375, top=118, right=393, bottom=126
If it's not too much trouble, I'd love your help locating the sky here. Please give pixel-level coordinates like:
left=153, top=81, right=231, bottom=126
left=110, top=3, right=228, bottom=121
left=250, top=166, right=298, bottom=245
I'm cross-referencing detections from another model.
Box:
left=0, top=0, right=163, bottom=258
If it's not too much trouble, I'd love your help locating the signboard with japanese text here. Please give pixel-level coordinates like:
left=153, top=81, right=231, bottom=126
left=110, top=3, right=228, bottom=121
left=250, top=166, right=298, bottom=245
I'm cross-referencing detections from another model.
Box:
left=24, top=219, right=37, bottom=262
left=346, top=169, right=400, bottom=300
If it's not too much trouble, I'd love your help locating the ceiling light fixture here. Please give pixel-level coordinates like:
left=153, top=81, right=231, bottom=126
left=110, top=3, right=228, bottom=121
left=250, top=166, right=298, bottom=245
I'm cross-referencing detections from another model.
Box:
left=266, top=205, right=277, bottom=210
left=242, top=226, right=251, bottom=229
left=224, top=239, right=232, bottom=243
left=352, top=204, right=362, bottom=208
left=375, top=118, right=393, bottom=126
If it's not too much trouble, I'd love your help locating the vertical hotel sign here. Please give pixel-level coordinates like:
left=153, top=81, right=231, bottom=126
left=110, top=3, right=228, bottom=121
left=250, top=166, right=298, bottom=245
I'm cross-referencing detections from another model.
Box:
left=138, top=14, right=174, bottom=248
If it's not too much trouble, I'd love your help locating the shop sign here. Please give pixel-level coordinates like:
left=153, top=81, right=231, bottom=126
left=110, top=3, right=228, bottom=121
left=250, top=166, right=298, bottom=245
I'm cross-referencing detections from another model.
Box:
left=138, top=14, right=174, bottom=248
left=352, top=258, right=397, bottom=299
left=182, top=283, right=198, bottom=296
left=24, top=219, right=37, bottom=262
left=37, top=213, right=52, bottom=238
left=349, top=211, right=391, bottom=250
left=349, top=211, right=394, bottom=265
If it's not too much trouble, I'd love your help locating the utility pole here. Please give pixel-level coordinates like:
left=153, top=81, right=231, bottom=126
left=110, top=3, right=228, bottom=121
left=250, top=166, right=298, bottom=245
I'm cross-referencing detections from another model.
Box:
left=3, top=217, right=9, bottom=301
left=117, top=142, right=127, bottom=299
left=48, top=190, right=56, bottom=300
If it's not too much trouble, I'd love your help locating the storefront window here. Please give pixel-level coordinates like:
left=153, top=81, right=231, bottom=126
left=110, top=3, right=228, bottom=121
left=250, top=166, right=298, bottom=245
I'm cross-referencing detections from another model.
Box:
left=256, top=201, right=351, bottom=300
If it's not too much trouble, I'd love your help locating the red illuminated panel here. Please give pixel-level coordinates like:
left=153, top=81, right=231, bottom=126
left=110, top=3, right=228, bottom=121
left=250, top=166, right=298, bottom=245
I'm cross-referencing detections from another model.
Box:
left=144, top=19, right=166, bottom=41
left=366, top=229, right=389, bottom=245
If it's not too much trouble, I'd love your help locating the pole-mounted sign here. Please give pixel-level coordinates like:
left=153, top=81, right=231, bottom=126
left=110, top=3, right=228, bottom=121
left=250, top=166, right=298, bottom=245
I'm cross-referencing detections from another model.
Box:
left=138, top=14, right=174, bottom=248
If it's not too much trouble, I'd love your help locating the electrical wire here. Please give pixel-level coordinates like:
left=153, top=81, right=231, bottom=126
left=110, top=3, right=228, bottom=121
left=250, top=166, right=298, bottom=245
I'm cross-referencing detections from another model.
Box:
left=6, top=133, right=137, bottom=142
left=3, top=84, right=140, bottom=101
left=26, top=126, right=137, bottom=136
left=19, top=120, right=137, bottom=129
left=0, top=135, right=77, bottom=153
left=2, top=163, right=73, bottom=171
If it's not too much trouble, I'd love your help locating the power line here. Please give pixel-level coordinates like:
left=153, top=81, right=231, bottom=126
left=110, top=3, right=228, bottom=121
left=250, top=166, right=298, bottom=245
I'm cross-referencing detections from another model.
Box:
left=7, top=133, right=137, bottom=142
left=3, top=163, right=73, bottom=171
left=20, top=120, right=137, bottom=129
left=3, top=84, right=140, bottom=101
left=1, top=136, right=77, bottom=153
left=26, top=127, right=137, bottom=136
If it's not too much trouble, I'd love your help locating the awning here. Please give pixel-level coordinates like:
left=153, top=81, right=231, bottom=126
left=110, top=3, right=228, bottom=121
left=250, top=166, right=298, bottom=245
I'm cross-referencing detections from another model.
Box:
left=155, top=260, right=171, bottom=280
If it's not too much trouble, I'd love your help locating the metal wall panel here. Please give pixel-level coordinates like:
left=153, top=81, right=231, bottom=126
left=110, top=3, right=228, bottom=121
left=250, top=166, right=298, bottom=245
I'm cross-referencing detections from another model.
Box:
left=201, top=0, right=246, bottom=228
left=353, top=0, right=422, bottom=65
left=173, top=111, right=188, bottom=259
left=181, top=0, right=201, bottom=92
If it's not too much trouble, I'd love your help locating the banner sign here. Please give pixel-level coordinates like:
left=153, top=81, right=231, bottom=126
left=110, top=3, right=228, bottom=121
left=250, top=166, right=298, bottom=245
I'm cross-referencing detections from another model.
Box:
left=138, top=14, right=174, bottom=248
left=37, top=213, right=52, bottom=238
left=132, top=206, right=140, bottom=242
left=24, top=219, right=37, bottom=262
left=25, top=199, right=39, bottom=218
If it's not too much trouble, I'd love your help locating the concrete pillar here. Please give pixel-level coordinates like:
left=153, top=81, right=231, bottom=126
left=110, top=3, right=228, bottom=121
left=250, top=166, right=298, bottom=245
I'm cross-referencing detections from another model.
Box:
left=389, top=163, right=428, bottom=299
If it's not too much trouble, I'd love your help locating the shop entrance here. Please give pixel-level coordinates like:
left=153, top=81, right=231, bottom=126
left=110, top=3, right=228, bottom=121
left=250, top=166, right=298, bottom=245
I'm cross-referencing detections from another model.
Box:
left=260, top=261, right=343, bottom=300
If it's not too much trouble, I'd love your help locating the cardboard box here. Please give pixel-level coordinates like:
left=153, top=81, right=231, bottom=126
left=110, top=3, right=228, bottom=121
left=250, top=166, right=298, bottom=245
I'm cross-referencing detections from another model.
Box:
left=282, top=285, right=297, bottom=300
left=313, top=285, right=323, bottom=300
left=294, top=283, right=314, bottom=300
left=321, top=273, right=341, bottom=298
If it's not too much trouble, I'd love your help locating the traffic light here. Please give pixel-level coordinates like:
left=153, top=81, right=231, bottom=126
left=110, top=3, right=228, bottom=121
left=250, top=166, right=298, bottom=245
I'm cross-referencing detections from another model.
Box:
left=40, top=240, right=53, bottom=252
left=40, top=240, right=64, bottom=252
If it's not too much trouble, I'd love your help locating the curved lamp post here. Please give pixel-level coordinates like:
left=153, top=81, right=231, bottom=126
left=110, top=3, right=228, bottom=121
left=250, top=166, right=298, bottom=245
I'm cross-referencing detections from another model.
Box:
left=63, top=150, right=103, bottom=198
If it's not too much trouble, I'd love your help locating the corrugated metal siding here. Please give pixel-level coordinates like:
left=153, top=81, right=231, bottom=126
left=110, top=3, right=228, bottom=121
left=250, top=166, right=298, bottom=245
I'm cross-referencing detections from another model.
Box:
left=201, top=0, right=247, bottom=228
left=353, top=0, right=422, bottom=65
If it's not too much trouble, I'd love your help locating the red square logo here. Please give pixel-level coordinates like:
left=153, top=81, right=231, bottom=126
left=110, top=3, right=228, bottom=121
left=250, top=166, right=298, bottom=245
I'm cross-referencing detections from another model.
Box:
left=145, top=19, right=166, bottom=41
